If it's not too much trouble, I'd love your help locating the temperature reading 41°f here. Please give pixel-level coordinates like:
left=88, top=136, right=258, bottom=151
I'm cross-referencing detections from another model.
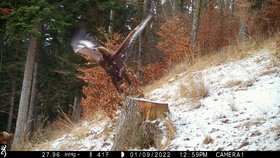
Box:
left=97, top=151, right=110, bottom=158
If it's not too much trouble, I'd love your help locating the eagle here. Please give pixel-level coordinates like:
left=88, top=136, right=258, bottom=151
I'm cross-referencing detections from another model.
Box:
left=71, top=15, right=153, bottom=93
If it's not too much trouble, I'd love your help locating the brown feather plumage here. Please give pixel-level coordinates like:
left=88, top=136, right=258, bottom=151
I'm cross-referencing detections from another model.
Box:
left=71, top=15, right=153, bottom=93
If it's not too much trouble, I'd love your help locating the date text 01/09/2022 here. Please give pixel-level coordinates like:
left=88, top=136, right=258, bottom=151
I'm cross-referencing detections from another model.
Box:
left=128, top=151, right=171, bottom=158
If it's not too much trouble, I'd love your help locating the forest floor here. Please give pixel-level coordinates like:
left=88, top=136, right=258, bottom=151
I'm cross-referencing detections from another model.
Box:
left=31, top=37, right=280, bottom=151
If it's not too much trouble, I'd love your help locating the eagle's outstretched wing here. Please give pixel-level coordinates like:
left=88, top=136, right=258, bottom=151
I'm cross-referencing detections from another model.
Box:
left=71, top=29, right=103, bottom=62
left=112, top=14, right=153, bottom=65
left=70, top=15, right=153, bottom=93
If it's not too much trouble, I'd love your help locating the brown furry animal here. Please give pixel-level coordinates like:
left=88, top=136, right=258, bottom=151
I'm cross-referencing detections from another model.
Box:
left=0, top=131, right=13, bottom=145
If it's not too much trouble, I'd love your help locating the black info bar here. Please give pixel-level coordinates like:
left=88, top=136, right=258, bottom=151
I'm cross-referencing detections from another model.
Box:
left=0, top=151, right=279, bottom=158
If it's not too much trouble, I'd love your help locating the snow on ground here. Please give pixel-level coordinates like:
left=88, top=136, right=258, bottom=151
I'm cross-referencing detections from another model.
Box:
left=34, top=114, right=115, bottom=151
left=146, top=50, right=280, bottom=151
left=34, top=48, right=280, bottom=151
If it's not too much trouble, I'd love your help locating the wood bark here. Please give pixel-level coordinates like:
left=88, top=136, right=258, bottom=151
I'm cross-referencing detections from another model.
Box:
left=236, top=0, right=248, bottom=40
left=26, top=60, right=38, bottom=135
left=0, top=49, right=2, bottom=71
left=72, top=90, right=82, bottom=123
left=112, top=97, right=170, bottom=151
left=12, top=35, right=39, bottom=149
left=218, top=0, right=224, bottom=49
left=169, top=0, right=177, bottom=12
left=108, top=9, right=115, bottom=37
left=7, top=76, right=16, bottom=132
left=136, top=33, right=143, bottom=80
left=136, top=0, right=146, bottom=80
left=44, top=80, right=51, bottom=119
left=191, top=0, right=202, bottom=42
left=237, top=20, right=247, bottom=40
left=180, top=0, right=184, bottom=12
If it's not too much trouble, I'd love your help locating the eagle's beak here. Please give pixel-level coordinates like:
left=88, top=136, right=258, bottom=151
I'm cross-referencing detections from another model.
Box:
left=93, top=46, right=98, bottom=51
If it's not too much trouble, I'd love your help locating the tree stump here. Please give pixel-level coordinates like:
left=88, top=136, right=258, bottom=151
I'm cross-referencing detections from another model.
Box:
left=111, top=96, right=175, bottom=151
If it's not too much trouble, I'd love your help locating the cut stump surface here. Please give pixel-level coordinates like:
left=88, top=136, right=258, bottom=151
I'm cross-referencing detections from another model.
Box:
left=112, top=96, right=174, bottom=151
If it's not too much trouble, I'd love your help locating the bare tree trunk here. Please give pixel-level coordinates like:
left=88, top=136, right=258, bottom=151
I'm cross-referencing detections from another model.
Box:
left=7, top=76, right=16, bottom=132
left=136, top=0, right=146, bottom=80
left=226, top=0, right=235, bottom=44
left=218, top=0, right=224, bottom=49
left=108, top=9, right=115, bottom=37
left=237, top=20, right=247, bottom=40
left=136, top=34, right=143, bottom=80
left=191, top=0, right=202, bottom=42
left=12, top=35, right=39, bottom=149
left=169, top=0, right=177, bottom=12
left=0, top=49, right=2, bottom=71
left=72, top=90, right=82, bottom=123
left=236, top=0, right=248, bottom=40
left=225, top=0, right=230, bottom=10
left=44, top=80, right=51, bottom=120
left=26, top=60, right=38, bottom=135
left=180, top=0, right=184, bottom=12
left=231, top=0, right=235, bottom=15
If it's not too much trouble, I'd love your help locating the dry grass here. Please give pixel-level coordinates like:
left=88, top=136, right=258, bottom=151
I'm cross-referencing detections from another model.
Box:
left=17, top=107, right=93, bottom=150
left=224, top=78, right=256, bottom=90
left=166, top=117, right=176, bottom=141
left=143, top=33, right=280, bottom=93
left=271, top=125, right=280, bottom=141
left=250, top=130, right=262, bottom=137
left=203, top=135, right=214, bottom=144
left=267, top=37, right=280, bottom=65
left=17, top=118, right=73, bottom=151
left=224, top=80, right=242, bottom=88
left=158, top=116, right=177, bottom=150
left=100, top=122, right=114, bottom=140
left=28, top=111, right=111, bottom=151
left=72, top=126, right=90, bottom=140
left=235, top=118, right=265, bottom=128
left=271, top=51, right=280, bottom=67
left=239, top=78, right=256, bottom=88
left=229, top=91, right=237, bottom=112
left=179, top=83, right=189, bottom=98
left=259, top=68, right=278, bottom=77
left=271, top=125, right=280, bottom=132
left=179, top=73, right=208, bottom=104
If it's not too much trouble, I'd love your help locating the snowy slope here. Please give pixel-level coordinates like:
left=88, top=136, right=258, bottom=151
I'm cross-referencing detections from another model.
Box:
left=146, top=50, right=280, bottom=151
left=34, top=48, right=280, bottom=151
